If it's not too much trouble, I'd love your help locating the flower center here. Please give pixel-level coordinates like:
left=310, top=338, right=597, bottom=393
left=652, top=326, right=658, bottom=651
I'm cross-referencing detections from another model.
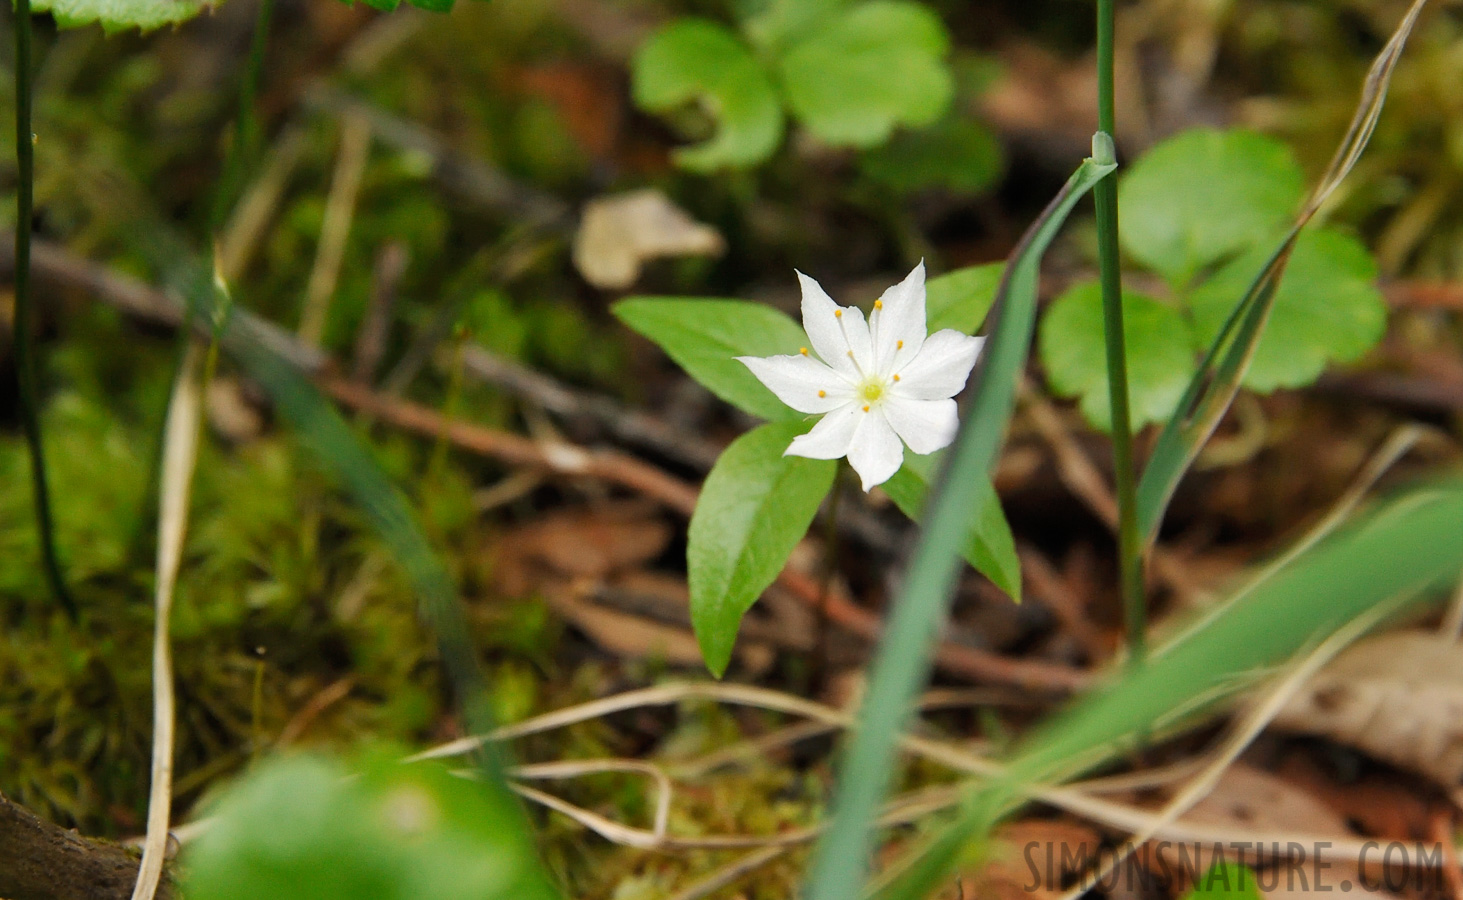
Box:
left=859, top=379, right=886, bottom=405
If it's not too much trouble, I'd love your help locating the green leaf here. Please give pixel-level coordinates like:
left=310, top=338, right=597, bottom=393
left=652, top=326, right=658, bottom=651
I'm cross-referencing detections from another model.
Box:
left=613, top=298, right=807, bottom=420
left=1182, top=862, right=1264, bottom=900
left=882, top=454, right=1019, bottom=600
left=739, top=0, right=847, bottom=52
left=925, top=262, right=1004, bottom=335
left=689, top=420, right=836, bottom=676
left=183, top=752, right=555, bottom=900
left=860, top=118, right=1004, bottom=196
left=1039, top=281, right=1198, bottom=431
left=1187, top=228, right=1385, bottom=393
left=32, top=0, right=210, bottom=32
left=802, top=154, right=1116, bottom=900
left=777, top=1, right=954, bottom=148
left=1119, top=129, right=1305, bottom=288
left=632, top=19, right=785, bottom=171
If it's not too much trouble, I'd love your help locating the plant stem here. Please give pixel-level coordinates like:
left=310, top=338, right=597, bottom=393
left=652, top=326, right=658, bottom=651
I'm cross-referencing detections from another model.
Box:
left=210, top=0, right=276, bottom=231
left=811, top=463, right=845, bottom=691
left=1094, top=0, right=1145, bottom=662
left=14, top=0, right=75, bottom=617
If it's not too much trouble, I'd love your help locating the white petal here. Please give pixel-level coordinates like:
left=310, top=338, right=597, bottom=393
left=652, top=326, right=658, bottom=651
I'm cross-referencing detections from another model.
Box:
left=846, top=408, right=904, bottom=491
left=837, top=303, right=876, bottom=375
left=870, top=261, right=927, bottom=373
left=786, top=403, right=862, bottom=460
left=889, top=330, right=984, bottom=400
left=797, top=271, right=859, bottom=380
left=737, top=354, right=854, bottom=414
left=882, top=397, right=959, bottom=455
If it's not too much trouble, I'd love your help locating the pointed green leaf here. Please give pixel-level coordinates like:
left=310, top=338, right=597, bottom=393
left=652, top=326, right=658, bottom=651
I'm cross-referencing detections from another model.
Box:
left=777, top=1, right=954, bottom=147
left=1119, top=129, right=1305, bottom=288
left=689, top=420, right=836, bottom=676
left=882, top=454, right=1019, bottom=600
left=613, top=298, right=807, bottom=420
left=1182, top=862, right=1264, bottom=900
left=925, top=262, right=1005, bottom=335
left=1187, top=228, right=1386, bottom=392
left=632, top=19, right=785, bottom=170
left=1039, top=281, right=1198, bottom=431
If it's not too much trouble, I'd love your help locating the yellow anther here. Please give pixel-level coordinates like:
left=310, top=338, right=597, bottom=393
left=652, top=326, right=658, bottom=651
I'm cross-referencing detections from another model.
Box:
left=896, top=340, right=904, bottom=349
left=893, top=374, right=901, bottom=382
left=818, top=390, right=826, bottom=398
left=847, top=350, right=855, bottom=358
left=874, top=299, right=883, bottom=310
left=862, top=405, right=870, bottom=412
left=799, top=347, right=809, bottom=356
left=834, top=309, right=843, bottom=318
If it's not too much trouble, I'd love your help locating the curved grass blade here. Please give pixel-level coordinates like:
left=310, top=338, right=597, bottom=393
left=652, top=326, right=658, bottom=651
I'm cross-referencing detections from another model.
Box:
left=151, top=253, right=560, bottom=900
left=1136, top=0, right=1428, bottom=544
left=801, top=150, right=1116, bottom=900
left=876, top=476, right=1463, bottom=899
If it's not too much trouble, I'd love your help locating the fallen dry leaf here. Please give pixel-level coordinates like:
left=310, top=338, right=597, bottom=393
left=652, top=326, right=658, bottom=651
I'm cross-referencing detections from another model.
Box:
left=572, top=189, right=725, bottom=290
left=1274, top=630, right=1463, bottom=787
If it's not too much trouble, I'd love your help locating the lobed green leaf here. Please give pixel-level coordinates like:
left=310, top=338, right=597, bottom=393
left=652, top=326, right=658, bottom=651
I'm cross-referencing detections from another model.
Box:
left=1039, top=281, right=1197, bottom=431
left=777, top=0, right=953, bottom=147
left=1187, top=228, right=1386, bottom=393
left=1119, top=129, right=1305, bottom=289
left=632, top=19, right=785, bottom=171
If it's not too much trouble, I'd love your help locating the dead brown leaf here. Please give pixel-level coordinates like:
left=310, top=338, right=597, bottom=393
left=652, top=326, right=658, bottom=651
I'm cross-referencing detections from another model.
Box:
left=572, top=189, right=725, bottom=290
left=1275, top=631, right=1463, bottom=787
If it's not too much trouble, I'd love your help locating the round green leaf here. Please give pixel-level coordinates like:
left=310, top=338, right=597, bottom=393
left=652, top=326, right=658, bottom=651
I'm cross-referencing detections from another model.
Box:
left=183, top=753, right=553, bottom=900
left=777, top=1, right=954, bottom=148
left=1039, top=281, right=1197, bottom=431
left=689, top=420, right=836, bottom=676
left=1119, top=129, right=1306, bottom=288
left=612, top=297, right=808, bottom=421
left=1187, top=228, right=1386, bottom=393
left=860, top=118, right=1004, bottom=196
left=632, top=19, right=785, bottom=171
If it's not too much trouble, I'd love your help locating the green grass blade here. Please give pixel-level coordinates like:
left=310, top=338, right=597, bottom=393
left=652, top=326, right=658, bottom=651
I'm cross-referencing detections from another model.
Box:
left=801, top=152, right=1116, bottom=900
left=153, top=254, right=560, bottom=899
left=875, top=477, right=1463, bottom=899
left=1135, top=0, right=1427, bottom=544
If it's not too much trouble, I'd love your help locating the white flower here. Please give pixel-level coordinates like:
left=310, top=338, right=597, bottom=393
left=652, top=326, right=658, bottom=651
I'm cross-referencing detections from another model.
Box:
left=736, top=263, right=985, bottom=492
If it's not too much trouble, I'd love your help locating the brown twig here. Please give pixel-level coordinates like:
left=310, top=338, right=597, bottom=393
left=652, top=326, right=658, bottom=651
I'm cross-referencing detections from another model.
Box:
left=458, top=344, right=723, bottom=470
left=774, top=569, right=1090, bottom=693
left=320, top=375, right=703, bottom=514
